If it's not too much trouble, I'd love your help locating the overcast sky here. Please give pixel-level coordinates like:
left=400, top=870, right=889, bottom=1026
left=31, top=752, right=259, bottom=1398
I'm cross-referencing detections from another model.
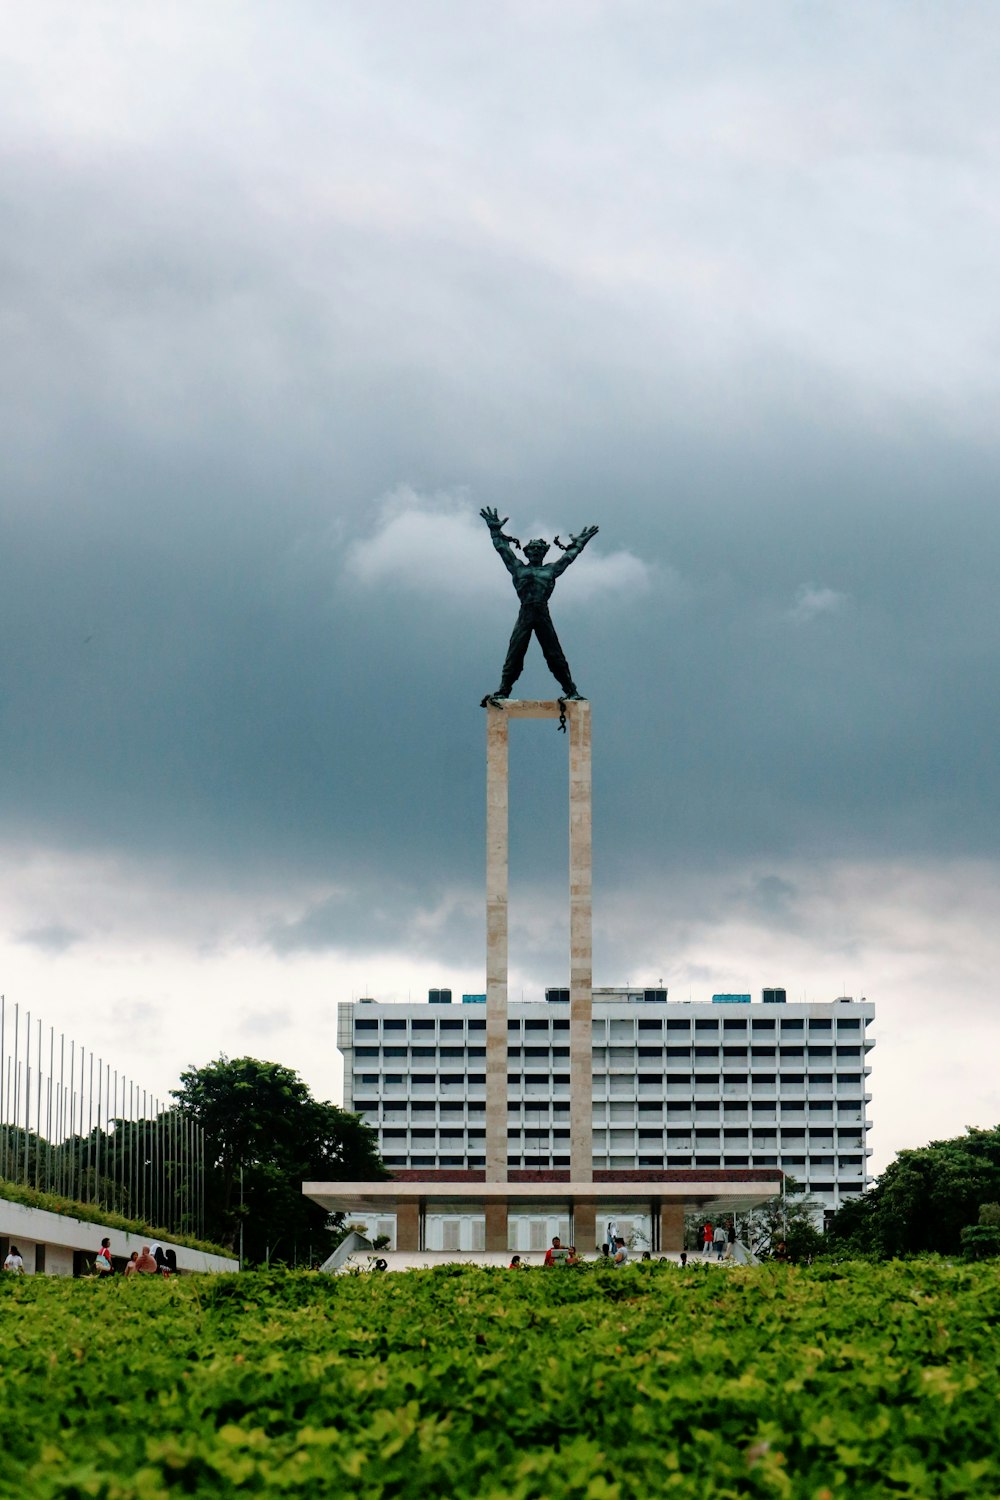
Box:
left=2, top=2, right=999, bottom=1173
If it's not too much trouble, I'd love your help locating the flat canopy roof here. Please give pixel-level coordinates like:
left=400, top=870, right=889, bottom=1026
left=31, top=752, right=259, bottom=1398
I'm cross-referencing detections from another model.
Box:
left=304, top=1177, right=780, bottom=1216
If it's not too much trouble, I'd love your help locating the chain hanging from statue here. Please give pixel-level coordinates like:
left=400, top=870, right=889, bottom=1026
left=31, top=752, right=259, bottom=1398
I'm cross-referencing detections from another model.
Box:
left=479, top=507, right=598, bottom=730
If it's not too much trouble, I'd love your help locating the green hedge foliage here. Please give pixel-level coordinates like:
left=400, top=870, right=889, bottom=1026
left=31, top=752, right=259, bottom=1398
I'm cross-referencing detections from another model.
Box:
left=1, top=1260, right=999, bottom=1497
left=0, top=1178, right=229, bottom=1256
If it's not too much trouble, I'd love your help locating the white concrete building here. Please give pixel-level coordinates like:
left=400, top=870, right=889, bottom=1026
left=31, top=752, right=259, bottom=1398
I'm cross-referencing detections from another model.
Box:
left=339, top=986, right=874, bottom=1232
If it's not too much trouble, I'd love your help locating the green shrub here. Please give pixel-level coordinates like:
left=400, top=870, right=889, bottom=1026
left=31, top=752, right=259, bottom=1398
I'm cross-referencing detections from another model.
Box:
left=1, top=1260, right=999, bottom=1496
left=0, top=1178, right=230, bottom=1257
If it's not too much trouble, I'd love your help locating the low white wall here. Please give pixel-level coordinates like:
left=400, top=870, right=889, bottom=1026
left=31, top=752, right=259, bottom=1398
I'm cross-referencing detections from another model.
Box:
left=1, top=1196, right=238, bottom=1274
left=333, top=1248, right=709, bottom=1273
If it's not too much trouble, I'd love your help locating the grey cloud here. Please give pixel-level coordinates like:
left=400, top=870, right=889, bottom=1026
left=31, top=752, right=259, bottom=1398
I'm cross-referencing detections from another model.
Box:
left=15, top=923, right=83, bottom=955
left=0, top=3, right=998, bottom=925
left=266, top=884, right=482, bottom=968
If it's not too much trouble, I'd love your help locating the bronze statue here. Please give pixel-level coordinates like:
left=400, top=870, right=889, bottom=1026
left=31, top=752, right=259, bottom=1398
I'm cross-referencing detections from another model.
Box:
left=480, top=507, right=598, bottom=704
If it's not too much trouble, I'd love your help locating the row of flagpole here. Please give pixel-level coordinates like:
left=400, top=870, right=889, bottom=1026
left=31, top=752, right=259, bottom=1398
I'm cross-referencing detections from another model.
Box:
left=0, top=994, right=205, bottom=1239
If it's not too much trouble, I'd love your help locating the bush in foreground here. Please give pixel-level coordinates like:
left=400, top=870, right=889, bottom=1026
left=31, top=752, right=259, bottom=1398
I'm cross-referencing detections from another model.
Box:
left=1, top=1260, right=998, bottom=1497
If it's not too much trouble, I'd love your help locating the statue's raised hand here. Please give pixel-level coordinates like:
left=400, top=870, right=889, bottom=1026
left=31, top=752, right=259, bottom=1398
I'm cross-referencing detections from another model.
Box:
left=572, top=525, right=599, bottom=547
left=480, top=506, right=508, bottom=531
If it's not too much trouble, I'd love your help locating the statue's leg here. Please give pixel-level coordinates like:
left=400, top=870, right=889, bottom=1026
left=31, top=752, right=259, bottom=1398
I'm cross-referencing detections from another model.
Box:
left=535, top=610, right=578, bottom=696
left=495, top=609, right=533, bottom=696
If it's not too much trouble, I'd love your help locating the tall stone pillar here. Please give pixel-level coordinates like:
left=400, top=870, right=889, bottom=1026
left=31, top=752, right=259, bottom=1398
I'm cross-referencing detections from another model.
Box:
left=485, top=707, right=510, bottom=1181
left=485, top=699, right=594, bottom=1186
left=567, top=700, right=593, bottom=1182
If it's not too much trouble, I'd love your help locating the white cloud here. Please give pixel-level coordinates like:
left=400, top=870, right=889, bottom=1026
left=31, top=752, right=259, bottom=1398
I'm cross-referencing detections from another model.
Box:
left=788, top=584, right=849, bottom=624
left=344, top=487, right=655, bottom=607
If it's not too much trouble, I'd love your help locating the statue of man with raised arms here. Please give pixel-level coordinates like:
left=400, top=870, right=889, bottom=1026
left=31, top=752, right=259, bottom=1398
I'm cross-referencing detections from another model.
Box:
left=480, top=506, right=599, bottom=705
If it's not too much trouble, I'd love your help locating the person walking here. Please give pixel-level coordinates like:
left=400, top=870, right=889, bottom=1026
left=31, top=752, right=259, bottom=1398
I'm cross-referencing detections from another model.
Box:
left=94, top=1237, right=113, bottom=1275
left=713, top=1223, right=727, bottom=1260
left=726, top=1220, right=737, bottom=1260
left=701, top=1221, right=713, bottom=1255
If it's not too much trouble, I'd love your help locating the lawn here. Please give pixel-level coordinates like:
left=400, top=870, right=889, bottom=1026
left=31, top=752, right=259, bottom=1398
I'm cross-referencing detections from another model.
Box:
left=1, top=1259, right=998, bottom=1497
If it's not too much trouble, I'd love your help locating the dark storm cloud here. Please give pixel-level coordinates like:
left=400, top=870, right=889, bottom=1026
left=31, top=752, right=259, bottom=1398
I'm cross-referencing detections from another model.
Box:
left=2, top=0, right=1000, bottom=943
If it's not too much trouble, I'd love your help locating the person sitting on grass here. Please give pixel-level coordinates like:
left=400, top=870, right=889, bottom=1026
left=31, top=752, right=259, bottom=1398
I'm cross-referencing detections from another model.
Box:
left=123, top=1252, right=139, bottom=1277
left=134, top=1246, right=158, bottom=1275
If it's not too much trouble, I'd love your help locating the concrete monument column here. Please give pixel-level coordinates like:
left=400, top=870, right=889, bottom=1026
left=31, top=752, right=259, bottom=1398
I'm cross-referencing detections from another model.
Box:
left=567, top=700, right=593, bottom=1182
left=485, top=700, right=594, bottom=1186
left=485, top=708, right=510, bottom=1181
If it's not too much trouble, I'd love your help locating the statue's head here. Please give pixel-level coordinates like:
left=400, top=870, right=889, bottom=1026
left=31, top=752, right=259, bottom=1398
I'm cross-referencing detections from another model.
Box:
left=523, top=538, right=550, bottom=564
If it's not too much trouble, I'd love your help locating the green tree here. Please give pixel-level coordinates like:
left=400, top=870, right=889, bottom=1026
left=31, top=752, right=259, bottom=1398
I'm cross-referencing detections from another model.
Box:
left=743, top=1178, right=825, bottom=1262
left=172, top=1056, right=386, bottom=1265
left=827, top=1124, right=1000, bottom=1258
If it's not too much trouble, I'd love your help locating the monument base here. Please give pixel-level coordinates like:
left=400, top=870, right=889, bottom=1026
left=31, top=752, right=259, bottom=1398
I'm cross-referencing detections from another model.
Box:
left=304, top=1171, right=782, bottom=1255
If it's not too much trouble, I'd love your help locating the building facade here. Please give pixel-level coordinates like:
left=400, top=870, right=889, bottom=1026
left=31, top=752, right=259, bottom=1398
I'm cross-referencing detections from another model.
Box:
left=339, top=987, right=874, bottom=1233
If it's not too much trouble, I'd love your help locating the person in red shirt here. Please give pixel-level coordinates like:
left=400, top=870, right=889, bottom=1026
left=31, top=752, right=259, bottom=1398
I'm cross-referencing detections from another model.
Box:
left=543, top=1236, right=569, bottom=1266
left=701, top=1221, right=713, bottom=1255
